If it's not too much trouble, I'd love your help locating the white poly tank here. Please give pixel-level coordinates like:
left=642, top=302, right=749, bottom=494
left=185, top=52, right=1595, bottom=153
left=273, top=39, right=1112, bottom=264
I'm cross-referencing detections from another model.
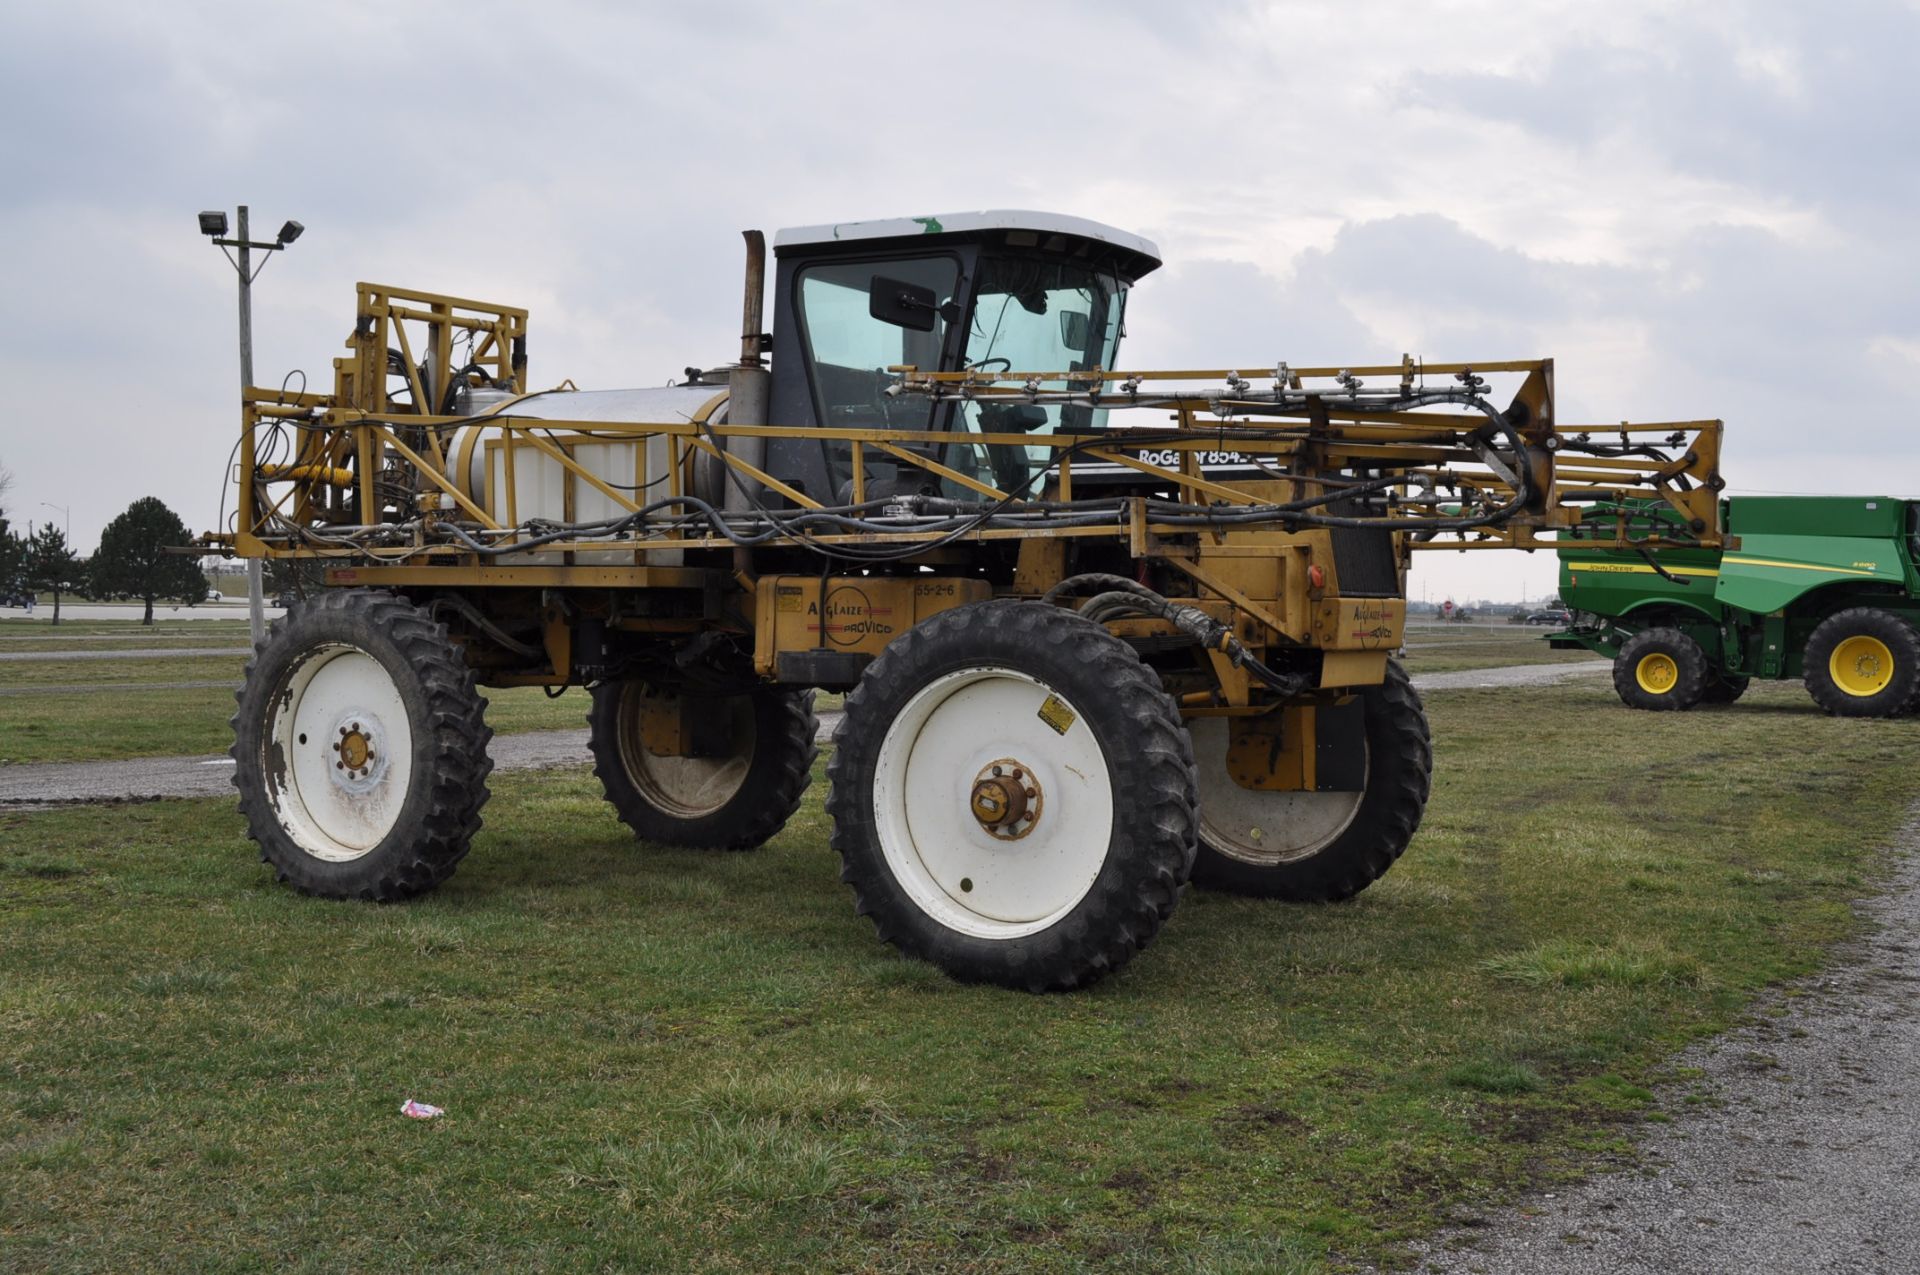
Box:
left=448, top=385, right=729, bottom=564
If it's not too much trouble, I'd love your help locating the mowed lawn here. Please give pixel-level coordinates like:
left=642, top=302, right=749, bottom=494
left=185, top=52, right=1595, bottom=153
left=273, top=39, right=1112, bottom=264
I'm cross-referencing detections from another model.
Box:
left=1396, top=621, right=1595, bottom=675
left=0, top=618, right=1589, bottom=766
left=0, top=618, right=585, bottom=764
left=5, top=678, right=1918, bottom=1272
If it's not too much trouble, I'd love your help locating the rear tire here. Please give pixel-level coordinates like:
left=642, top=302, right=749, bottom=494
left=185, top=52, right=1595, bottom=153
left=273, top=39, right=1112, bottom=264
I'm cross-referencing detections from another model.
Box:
left=1189, top=660, right=1431, bottom=902
left=231, top=589, right=492, bottom=901
left=1612, top=628, right=1708, bottom=711
left=587, top=682, right=817, bottom=849
left=827, top=600, right=1197, bottom=992
left=1804, top=608, right=1920, bottom=718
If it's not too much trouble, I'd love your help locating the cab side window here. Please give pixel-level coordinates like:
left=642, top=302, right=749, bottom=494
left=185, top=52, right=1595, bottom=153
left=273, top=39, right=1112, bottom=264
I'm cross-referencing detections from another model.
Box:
left=795, top=257, right=959, bottom=432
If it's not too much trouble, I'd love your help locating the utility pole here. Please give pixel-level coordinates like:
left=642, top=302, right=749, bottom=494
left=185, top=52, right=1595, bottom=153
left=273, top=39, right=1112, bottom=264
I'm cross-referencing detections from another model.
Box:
left=201, top=204, right=302, bottom=644
left=236, top=206, right=263, bottom=644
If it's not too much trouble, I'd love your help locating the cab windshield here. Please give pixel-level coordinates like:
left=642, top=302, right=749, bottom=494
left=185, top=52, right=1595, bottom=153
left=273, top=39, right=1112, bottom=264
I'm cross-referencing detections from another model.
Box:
left=950, top=257, right=1125, bottom=494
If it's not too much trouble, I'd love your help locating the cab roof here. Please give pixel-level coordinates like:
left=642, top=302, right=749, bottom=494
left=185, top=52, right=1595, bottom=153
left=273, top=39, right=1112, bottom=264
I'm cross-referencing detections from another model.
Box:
left=772, top=209, right=1162, bottom=281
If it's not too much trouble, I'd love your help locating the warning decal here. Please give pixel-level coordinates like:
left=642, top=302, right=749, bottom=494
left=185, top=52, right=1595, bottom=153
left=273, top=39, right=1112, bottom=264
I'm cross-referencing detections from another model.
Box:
left=1036, top=694, right=1077, bottom=736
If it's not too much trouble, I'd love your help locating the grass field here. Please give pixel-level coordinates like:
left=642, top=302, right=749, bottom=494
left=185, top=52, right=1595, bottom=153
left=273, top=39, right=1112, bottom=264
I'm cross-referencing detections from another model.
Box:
left=0, top=679, right=591, bottom=766
left=5, top=677, right=1916, bottom=1272
left=0, top=621, right=585, bottom=765
left=1, top=620, right=1591, bottom=767
left=1396, top=622, right=1595, bottom=676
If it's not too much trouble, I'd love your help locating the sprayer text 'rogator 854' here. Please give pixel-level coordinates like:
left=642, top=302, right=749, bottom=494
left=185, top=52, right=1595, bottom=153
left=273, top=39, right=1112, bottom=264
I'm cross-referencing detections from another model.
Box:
left=208, top=211, right=1724, bottom=990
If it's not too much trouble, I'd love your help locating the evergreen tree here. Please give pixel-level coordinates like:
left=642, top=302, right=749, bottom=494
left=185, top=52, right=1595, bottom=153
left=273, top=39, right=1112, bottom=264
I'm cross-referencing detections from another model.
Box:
left=24, top=524, right=84, bottom=625
left=89, top=497, right=205, bottom=625
left=0, top=461, right=18, bottom=599
left=0, top=515, right=22, bottom=599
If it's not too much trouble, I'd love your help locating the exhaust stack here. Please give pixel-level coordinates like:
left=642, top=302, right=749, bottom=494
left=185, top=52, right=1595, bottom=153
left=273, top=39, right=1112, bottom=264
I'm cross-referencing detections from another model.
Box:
left=726, top=231, right=771, bottom=561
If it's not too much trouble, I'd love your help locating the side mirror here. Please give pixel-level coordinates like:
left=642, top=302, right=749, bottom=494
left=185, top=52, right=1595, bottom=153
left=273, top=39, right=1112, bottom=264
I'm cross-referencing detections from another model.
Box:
left=1059, top=310, right=1091, bottom=351
left=871, top=276, right=943, bottom=332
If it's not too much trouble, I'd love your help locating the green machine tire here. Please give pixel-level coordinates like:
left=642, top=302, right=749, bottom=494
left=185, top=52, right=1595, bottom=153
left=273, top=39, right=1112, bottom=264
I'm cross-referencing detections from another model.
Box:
left=1804, top=608, right=1920, bottom=718
left=1612, top=627, right=1709, bottom=711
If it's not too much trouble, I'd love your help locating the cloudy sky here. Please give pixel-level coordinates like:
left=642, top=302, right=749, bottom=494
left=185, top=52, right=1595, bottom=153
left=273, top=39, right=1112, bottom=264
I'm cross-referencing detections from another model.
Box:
left=3, top=0, right=1914, bottom=603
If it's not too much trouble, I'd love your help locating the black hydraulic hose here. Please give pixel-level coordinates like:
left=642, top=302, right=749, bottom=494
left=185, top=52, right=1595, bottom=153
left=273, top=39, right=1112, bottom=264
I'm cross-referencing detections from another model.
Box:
left=350, top=385, right=1542, bottom=554
left=429, top=593, right=543, bottom=657
left=1041, top=573, right=1156, bottom=606
left=1635, top=547, right=1693, bottom=586
left=438, top=363, right=499, bottom=415
left=1044, top=574, right=1308, bottom=696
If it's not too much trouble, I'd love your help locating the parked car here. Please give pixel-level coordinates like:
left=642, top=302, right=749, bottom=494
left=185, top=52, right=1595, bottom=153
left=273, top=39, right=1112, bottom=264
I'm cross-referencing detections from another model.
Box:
left=1523, top=608, right=1572, bottom=626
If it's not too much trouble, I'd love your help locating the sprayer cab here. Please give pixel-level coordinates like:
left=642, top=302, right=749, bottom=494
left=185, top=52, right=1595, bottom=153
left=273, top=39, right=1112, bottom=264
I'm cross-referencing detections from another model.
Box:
left=757, top=211, right=1163, bottom=505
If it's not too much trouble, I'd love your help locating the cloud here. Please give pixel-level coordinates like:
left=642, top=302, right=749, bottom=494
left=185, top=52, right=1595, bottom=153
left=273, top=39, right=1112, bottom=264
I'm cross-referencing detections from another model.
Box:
left=0, top=0, right=1914, bottom=611
left=1406, top=1, right=1920, bottom=220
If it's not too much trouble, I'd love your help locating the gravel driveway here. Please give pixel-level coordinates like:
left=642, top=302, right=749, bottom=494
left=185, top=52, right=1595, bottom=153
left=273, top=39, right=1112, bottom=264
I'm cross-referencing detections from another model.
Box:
left=1395, top=816, right=1920, bottom=1274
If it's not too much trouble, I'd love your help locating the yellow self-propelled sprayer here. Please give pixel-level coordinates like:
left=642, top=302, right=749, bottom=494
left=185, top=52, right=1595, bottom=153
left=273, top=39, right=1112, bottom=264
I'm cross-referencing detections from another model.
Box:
left=208, top=211, right=1722, bottom=990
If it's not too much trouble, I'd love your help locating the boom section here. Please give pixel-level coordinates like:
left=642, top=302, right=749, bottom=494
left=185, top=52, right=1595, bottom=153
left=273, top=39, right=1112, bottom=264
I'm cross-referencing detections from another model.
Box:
left=218, top=292, right=1722, bottom=566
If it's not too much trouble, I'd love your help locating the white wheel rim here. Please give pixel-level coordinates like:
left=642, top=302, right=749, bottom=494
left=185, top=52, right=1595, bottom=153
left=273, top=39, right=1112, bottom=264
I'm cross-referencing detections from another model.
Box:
left=267, top=645, right=415, bottom=862
left=1188, top=718, right=1365, bottom=866
left=873, top=667, right=1113, bottom=940
left=617, top=690, right=755, bottom=817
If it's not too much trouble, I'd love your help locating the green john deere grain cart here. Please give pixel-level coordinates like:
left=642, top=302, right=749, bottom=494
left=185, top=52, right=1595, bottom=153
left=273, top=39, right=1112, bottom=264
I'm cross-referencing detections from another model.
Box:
left=1553, top=496, right=1920, bottom=716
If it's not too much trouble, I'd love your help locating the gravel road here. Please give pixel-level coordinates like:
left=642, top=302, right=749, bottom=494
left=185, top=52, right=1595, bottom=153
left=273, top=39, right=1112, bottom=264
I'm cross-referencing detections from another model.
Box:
left=0, top=647, right=251, bottom=662
left=1407, top=662, right=1608, bottom=692
left=1396, top=816, right=1920, bottom=1275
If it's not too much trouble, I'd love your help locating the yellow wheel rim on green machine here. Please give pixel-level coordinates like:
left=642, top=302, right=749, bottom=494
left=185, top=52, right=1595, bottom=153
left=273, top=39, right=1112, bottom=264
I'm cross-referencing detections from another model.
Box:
left=1635, top=652, right=1679, bottom=694
left=1830, top=635, right=1895, bottom=698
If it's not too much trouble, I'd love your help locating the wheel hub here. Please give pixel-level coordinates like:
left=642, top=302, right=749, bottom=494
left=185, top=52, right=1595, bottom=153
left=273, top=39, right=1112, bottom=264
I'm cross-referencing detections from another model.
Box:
left=1831, top=635, right=1893, bottom=697
left=327, top=711, right=389, bottom=793
left=1636, top=652, right=1678, bottom=694
left=969, top=759, right=1042, bottom=840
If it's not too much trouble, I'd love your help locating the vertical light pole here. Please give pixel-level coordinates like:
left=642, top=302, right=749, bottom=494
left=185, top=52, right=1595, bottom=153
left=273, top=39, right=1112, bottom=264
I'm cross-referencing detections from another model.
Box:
left=200, top=205, right=304, bottom=644
left=39, top=502, right=69, bottom=540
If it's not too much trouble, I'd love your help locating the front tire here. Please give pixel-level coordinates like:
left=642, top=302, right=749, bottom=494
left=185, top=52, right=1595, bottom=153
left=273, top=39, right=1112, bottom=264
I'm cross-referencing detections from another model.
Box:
left=1804, top=608, right=1920, bottom=718
left=1612, top=628, right=1709, bottom=711
left=1189, top=660, right=1432, bottom=902
left=587, top=682, right=818, bottom=849
left=827, top=601, right=1197, bottom=992
left=231, top=589, right=492, bottom=900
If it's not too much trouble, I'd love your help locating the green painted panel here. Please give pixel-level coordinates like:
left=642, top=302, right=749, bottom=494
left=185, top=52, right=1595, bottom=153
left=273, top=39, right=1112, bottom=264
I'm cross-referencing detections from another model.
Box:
left=1557, top=544, right=1721, bottom=622
left=1726, top=495, right=1908, bottom=540
left=1714, top=534, right=1905, bottom=613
